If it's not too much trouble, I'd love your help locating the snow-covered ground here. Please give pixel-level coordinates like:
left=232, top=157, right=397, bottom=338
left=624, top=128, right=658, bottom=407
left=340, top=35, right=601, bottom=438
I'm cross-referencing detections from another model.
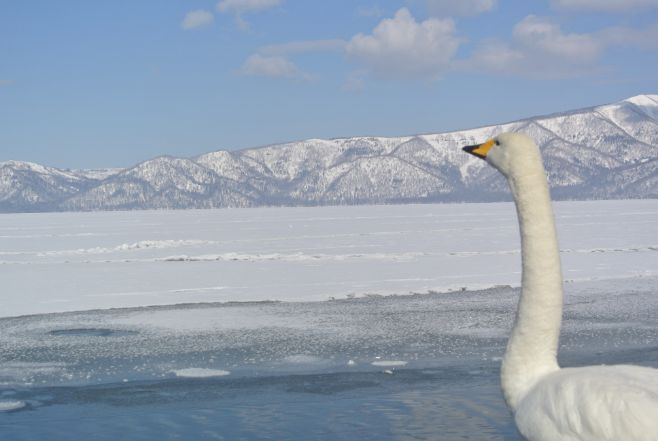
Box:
left=1, top=200, right=656, bottom=318
left=0, top=201, right=656, bottom=440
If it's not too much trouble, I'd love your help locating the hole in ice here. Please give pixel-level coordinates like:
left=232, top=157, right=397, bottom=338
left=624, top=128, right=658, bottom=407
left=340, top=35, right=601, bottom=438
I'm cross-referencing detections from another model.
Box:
left=48, top=328, right=138, bottom=337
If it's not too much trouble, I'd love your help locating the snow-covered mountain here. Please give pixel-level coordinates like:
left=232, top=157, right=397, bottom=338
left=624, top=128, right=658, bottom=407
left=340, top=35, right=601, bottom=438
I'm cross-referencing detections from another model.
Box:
left=0, top=161, right=102, bottom=212
left=2, top=95, right=657, bottom=212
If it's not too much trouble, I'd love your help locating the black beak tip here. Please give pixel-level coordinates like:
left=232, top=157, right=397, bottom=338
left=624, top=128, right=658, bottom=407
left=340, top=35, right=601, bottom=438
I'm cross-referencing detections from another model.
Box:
left=462, top=144, right=488, bottom=160
left=462, top=144, right=486, bottom=159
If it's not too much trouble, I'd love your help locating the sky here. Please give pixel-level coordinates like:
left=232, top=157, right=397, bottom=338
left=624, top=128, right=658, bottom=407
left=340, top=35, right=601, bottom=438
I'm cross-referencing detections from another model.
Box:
left=1, top=0, right=658, bottom=169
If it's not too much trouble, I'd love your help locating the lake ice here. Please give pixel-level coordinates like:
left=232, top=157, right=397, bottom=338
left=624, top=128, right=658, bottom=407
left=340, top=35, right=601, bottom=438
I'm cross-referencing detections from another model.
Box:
left=0, top=201, right=656, bottom=440
left=1, top=200, right=656, bottom=317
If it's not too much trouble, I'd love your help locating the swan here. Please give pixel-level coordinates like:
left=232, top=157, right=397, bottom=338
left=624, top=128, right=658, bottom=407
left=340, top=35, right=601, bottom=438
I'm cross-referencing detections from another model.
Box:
left=462, top=133, right=658, bottom=441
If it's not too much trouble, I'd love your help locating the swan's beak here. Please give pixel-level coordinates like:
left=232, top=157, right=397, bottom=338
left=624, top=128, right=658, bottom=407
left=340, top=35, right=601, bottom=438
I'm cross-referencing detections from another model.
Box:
left=463, top=139, right=495, bottom=160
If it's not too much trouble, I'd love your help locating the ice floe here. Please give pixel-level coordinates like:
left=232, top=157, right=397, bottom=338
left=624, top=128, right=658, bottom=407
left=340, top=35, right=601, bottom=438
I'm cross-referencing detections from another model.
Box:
left=172, top=368, right=231, bottom=378
left=0, top=401, right=26, bottom=412
left=371, top=361, right=408, bottom=367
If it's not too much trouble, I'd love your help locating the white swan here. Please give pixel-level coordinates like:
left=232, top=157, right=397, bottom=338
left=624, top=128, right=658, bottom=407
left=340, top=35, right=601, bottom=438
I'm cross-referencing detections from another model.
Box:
left=463, top=133, right=658, bottom=441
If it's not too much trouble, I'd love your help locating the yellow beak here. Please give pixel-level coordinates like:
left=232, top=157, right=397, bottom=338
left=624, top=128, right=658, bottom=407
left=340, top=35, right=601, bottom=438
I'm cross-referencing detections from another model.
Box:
left=462, top=138, right=495, bottom=159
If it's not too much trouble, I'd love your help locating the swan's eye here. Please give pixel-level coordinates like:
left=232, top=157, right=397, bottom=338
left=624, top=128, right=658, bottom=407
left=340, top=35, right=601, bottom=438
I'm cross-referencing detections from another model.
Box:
left=495, top=140, right=500, bottom=146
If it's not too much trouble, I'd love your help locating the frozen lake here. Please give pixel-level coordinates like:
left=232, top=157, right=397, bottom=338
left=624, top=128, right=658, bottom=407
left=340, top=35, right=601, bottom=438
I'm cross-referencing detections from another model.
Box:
left=0, top=201, right=657, bottom=440
left=1, top=200, right=656, bottom=317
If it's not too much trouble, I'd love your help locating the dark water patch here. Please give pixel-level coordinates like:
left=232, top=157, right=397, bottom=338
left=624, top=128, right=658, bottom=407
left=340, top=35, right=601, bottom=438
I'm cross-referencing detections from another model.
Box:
left=48, top=328, right=138, bottom=337
left=5, top=366, right=494, bottom=409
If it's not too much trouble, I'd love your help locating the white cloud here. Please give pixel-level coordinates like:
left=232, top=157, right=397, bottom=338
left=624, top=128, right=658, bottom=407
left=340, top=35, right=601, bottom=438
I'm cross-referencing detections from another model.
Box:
left=239, top=39, right=344, bottom=82
left=240, top=54, right=309, bottom=80
left=181, top=10, right=214, bottom=30
left=426, top=0, right=496, bottom=17
left=552, top=0, right=658, bottom=12
left=513, top=15, right=601, bottom=62
left=465, top=15, right=658, bottom=79
left=465, top=15, right=603, bottom=78
left=0, top=79, right=13, bottom=87
left=345, top=8, right=460, bottom=79
left=465, top=40, right=524, bottom=73
left=597, top=23, right=658, bottom=49
left=217, top=0, right=282, bottom=14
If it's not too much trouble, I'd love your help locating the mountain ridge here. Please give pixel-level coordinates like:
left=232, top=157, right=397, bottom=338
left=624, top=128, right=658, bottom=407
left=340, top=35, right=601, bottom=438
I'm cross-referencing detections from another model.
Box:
left=1, top=94, right=656, bottom=212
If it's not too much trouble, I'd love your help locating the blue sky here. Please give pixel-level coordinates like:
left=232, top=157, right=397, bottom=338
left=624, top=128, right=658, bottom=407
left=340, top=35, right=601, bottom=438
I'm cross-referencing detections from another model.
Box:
left=1, top=0, right=657, bottom=169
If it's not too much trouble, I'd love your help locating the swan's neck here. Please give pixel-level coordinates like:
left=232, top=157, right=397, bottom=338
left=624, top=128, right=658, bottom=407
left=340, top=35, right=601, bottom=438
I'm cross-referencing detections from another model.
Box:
left=501, top=167, right=562, bottom=410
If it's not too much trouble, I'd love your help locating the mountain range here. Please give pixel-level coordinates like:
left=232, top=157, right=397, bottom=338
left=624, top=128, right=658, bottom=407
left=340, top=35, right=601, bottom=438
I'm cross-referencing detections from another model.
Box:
left=1, top=94, right=657, bottom=213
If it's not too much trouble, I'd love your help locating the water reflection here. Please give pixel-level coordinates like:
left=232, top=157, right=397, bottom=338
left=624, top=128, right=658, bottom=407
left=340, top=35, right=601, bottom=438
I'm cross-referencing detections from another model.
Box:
left=1, top=369, right=522, bottom=440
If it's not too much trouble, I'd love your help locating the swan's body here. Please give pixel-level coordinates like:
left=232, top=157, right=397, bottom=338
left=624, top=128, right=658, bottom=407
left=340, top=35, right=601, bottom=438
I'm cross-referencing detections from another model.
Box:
left=463, top=133, right=658, bottom=441
left=515, top=365, right=658, bottom=440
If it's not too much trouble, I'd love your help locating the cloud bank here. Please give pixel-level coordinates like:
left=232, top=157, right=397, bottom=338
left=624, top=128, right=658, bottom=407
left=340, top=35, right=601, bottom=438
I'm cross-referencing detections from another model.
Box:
left=235, top=6, right=658, bottom=85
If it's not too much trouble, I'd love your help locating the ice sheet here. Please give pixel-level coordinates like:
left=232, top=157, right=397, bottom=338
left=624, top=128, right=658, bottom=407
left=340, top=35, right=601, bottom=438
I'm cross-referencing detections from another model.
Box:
left=0, top=277, right=656, bottom=389
left=0, top=200, right=656, bottom=318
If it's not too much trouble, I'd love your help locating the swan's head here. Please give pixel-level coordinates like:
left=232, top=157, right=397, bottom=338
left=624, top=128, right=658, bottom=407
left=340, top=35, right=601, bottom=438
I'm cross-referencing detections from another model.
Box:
left=462, top=132, right=542, bottom=178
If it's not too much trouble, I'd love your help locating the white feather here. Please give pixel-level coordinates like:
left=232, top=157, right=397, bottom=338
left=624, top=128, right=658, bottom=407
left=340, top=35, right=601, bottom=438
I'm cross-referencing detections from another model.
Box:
left=472, top=132, right=658, bottom=441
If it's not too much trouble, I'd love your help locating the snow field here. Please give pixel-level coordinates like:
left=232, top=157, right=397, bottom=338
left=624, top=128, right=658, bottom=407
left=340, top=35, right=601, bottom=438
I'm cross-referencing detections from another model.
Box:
left=0, top=200, right=656, bottom=318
